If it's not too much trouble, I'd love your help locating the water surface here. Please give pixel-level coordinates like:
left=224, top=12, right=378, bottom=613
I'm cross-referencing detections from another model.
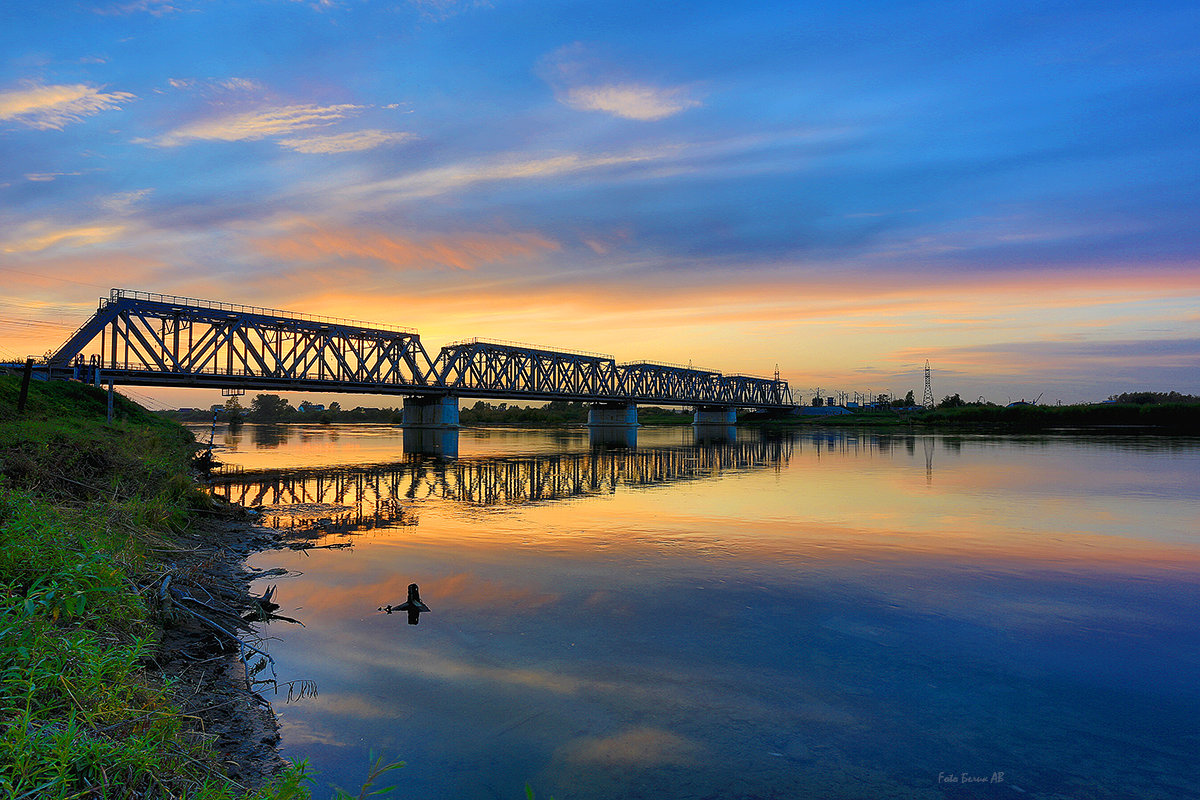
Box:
left=198, top=424, right=1200, bottom=800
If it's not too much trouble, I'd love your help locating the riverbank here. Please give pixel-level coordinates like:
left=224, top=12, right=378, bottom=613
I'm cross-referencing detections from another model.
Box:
left=0, top=376, right=305, bottom=797
left=746, top=401, right=1200, bottom=433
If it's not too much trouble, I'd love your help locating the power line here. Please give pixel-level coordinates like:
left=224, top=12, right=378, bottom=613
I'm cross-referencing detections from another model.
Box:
left=117, top=387, right=173, bottom=411
left=0, top=266, right=108, bottom=290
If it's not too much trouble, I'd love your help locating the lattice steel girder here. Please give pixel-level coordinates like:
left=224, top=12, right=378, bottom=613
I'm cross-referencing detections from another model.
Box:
left=51, top=293, right=438, bottom=388
left=45, top=291, right=794, bottom=409
left=433, top=341, right=620, bottom=398
left=432, top=343, right=793, bottom=409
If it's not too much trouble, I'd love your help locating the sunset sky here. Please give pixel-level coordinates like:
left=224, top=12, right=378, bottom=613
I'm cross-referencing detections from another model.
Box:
left=2, top=0, right=1198, bottom=407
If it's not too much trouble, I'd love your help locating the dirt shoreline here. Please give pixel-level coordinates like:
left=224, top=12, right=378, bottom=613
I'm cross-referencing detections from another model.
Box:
left=147, top=510, right=293, bottom=790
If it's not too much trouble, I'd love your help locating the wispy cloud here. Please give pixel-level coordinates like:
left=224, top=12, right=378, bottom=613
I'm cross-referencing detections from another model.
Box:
left=1, top=223, right=128, bottom=254
left=96, top=0, right=182, bottom=15
left=251, top=219, right=560, bottom=271
left=407, top=0, right=491, bottom=21
left=166, top=76, right=262, bottom=93
left=152, top=103, right=363, bottom=146
left=277, top=128, right=415, bottom=153
left=0, top=83, right=135, bottom=130
left=25, top=171, right=84, bottom=182
left=340, top=148, right=676, bottom=206
left=564, top=84, right=700, bottom=121
left=100, top=189, right=154, bottom=215
left=541, top=43, right=701, bottom=120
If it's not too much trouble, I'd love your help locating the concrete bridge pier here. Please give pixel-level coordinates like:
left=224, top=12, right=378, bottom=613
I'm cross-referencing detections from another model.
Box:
left=587, top=402, right=638, bottom=427
left=402, top=395, right=460, bottom=429
left=587, top=402, right=637, bottom=449
left=693, top=405, right=737, bottom=425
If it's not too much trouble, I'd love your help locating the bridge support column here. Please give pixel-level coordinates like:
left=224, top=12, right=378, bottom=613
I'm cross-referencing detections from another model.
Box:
left=587, top=402, right=638, bottom=427
left=402, top=395, right=460, bottom=429
left=693, top=405, right=736, bottom=425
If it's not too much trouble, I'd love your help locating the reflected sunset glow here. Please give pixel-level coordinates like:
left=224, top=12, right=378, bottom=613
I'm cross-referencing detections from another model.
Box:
left=192, top=424, right=1200, bottom=798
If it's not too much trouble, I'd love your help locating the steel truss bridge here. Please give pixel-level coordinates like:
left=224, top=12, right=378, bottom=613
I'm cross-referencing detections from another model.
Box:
left=44, top=289, right=794, bottom=411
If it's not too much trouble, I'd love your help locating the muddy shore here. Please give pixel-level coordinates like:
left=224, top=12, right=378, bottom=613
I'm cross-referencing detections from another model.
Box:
left=146, top=511, right=293, bottom=789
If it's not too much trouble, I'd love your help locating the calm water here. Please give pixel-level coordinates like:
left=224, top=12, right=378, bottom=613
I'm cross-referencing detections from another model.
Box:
left=195, top=423, right=1200, bottom=800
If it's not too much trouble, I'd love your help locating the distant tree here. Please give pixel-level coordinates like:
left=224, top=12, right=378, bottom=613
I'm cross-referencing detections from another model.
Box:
left=328, top=401, right=341, bottom=414
left=250, top=393, right=294, bottom=420
left=223, top=395, right=245, bottom=423
left=938, top=393, right=965, bottom=409
left=903, top=390, right=916, bottom=407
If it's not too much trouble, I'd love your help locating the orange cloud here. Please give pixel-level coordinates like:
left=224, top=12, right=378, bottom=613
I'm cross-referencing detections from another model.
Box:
left=0, top=83, right=134, bottom=129
left=152, top=103, right=363, bottom=146
left=1, top=223, right=128, bottom=254
left=251, top=220, right=561, bottom=271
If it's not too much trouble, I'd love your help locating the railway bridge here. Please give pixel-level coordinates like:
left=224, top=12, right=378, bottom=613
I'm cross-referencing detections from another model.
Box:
left=33, top=289, right=796, bottom=427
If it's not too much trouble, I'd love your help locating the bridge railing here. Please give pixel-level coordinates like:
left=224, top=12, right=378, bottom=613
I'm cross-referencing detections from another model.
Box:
left=108, top=289, right=416, bottom=335
left=441, top=337, right=614, bottom=361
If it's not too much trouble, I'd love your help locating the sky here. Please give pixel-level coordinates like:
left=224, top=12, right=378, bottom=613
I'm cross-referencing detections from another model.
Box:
left=1, top=0, right=1198, bottom=408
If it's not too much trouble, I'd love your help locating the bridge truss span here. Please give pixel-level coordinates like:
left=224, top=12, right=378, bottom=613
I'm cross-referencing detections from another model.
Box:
left=51, top=289, right=438, bottom=393
left=45, top=288, right=795, bottom=411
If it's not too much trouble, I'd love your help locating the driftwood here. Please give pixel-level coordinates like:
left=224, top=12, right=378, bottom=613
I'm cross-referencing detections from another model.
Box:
left=150, top=572, right=303, bottom=691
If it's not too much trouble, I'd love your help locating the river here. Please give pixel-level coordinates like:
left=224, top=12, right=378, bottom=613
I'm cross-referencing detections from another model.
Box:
left=193, top=422, right=1200, bottom=800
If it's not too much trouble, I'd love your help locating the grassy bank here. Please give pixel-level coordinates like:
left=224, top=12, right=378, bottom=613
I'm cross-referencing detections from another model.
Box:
left=0, top=376, right=310, bottom=798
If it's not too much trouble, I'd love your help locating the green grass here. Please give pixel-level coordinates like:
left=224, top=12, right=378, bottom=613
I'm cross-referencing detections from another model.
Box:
left=0, top=375, right=316, bottom=798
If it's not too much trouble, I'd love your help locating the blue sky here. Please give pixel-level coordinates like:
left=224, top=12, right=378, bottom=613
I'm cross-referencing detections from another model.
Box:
left=2, top=0, right=1198, bottom=404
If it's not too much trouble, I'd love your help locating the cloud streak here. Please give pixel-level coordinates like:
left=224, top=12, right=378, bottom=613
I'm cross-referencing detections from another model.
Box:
left=277, top=129, right=415, bottom=153
left=153, top=103, right=363, bottom=146
left=1, top=222, right=128, bottom=254
left=0, top=83, right=135, bottom=130
left=564, top=84, right=700, bottom=120
left=251, top=220, right=560, bottom=271
left=338, top=147, right=677, bottom=206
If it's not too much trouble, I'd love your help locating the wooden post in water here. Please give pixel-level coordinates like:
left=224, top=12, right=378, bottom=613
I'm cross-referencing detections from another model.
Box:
left=16, top=358, right=33, bottom=413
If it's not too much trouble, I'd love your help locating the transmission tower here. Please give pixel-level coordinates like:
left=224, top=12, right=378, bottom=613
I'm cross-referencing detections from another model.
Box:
left=922, top=360, right=935, bottom=408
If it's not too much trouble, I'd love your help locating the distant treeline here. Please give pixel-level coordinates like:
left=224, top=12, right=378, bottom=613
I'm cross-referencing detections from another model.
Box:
left=159, top=394, right=400, bottom=424
left=1105, top=391, right=1199, bottom=405
left=459, top=401, right=691, bottom=424
left=915, top=401, right=1200, bottom=431
left=160, top=394, right=694, bottom=425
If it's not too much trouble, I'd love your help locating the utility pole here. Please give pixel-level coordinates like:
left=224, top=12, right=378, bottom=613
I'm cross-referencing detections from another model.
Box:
left=16, top=358, right=33, bottom=414
left=922, top=360, right=935, bottom=408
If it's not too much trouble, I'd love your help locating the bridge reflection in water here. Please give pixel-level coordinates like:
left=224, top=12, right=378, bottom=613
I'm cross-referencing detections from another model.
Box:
left=209, top=434, right=792, bottom=534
